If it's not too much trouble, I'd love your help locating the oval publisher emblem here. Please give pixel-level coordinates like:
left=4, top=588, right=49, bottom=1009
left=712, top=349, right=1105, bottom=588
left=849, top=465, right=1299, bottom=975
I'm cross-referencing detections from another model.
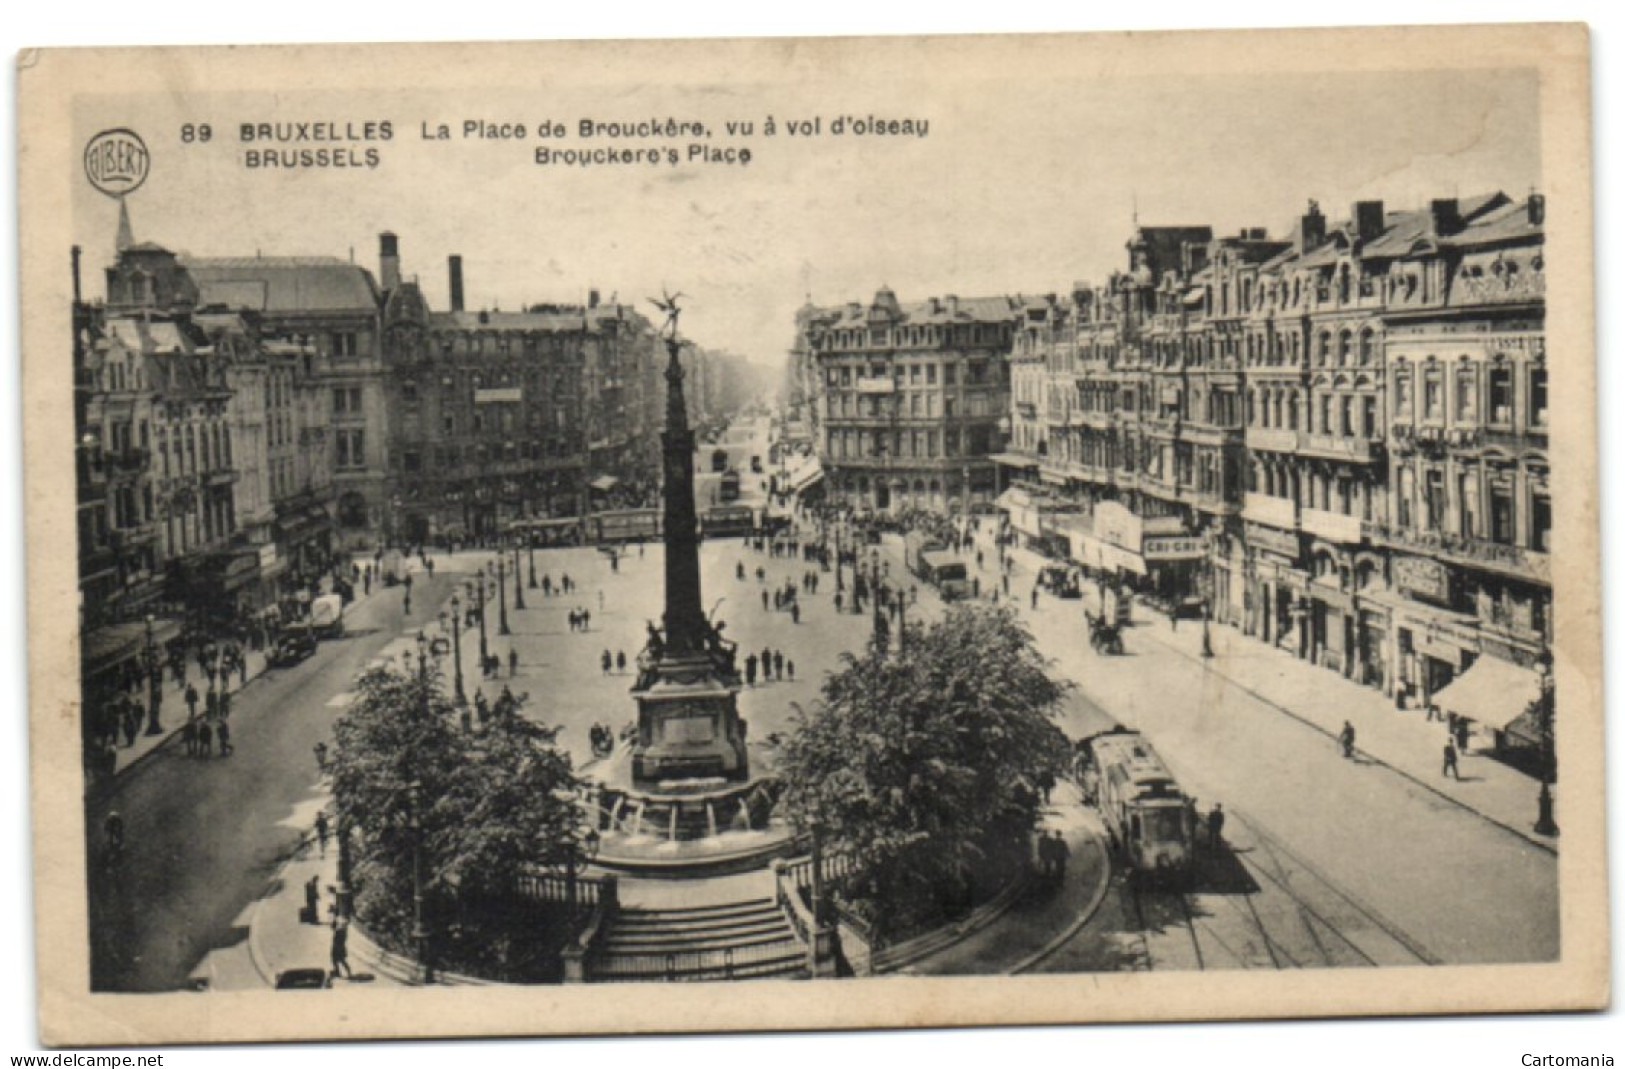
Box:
left=84, top=128, right=150, bottom=198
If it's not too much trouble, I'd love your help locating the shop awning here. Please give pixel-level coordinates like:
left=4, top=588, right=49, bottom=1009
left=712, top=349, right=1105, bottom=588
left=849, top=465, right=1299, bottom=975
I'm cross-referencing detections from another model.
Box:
left=588, top=475, right=619, bottom=492
left=988, top=452, right=1039, bottom=469
left=788, top=459, right=825, bottom=494
left=82, top=616, right=184, bottom=678
left=1432, top=656, right=1543, bottom=729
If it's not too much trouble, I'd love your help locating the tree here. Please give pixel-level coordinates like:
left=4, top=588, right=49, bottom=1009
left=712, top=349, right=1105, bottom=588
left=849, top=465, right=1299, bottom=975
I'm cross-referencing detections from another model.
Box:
left=777, top=604, right=1071, bottom=940
left=328, top=663, right=584, bottom=972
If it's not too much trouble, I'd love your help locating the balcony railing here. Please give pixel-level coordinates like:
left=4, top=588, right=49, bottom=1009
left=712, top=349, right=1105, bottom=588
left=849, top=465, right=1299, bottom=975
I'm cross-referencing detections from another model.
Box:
left=1299, top=506, right=1364, bottom=544
left=1243, top=492, right=1298, bottom=530
left=1365, top=523, right=1553, bottom=584
left=1244, top=427, right=1301, bottom=454
left=1299, top=433, right=1379, bottom=463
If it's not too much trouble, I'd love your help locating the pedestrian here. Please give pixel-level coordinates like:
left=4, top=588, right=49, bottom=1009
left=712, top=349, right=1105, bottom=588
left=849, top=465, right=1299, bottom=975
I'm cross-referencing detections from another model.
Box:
left=216, top=719, right=232, bottom=756
left=791, top=603, right=801, bottom=625
left=315, top=811, right=329, bottom=854
left=745, top=654, right=758, bottom=686
left=834, top=591, right=844, bottom=612
left=616, top=650, right=627, bottom=673
left=1050, top=830, right=1071, bottom=879
left=1339, top=720, right=1356, bottom=759
left=185, top=684, right=199, bottom=721
left=737, top=561, right=746, bottom=581
left=762, top=589, right=770, bottom=611
left=304, top=875, right=321, bottom=925
left=602, top=649, right=613, bottom=674
left=786, top=659, right=795, bottom=681
left=330, top=918, right=354, bottom=981
left=509, top=647, right=519, bottom=678
left=197, top=719, right=213, bottom=757
left=314, top=741, right=328, bottom=773
left=1443, top=741, right=1461, bottom=780
left=218, top=689, right=232, bottom=721
left=1036, top=769, right=1055, bottom=805
left=583, top=609, right=592, bottom=631
left=1031, top=587, right=1040, bottom=610
left=181, top=716, right=197, bottom=757
left=1454, top=718, right=1470, bottom=753
left=774, top=650, right=784, bottom=681
left=1208, top=803, right=1225, bottom=851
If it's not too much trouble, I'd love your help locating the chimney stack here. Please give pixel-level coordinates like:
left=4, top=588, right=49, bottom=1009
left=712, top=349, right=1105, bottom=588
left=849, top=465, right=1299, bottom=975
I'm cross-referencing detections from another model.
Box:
left=449, top=255, right=465, bottom=313
left=379, top=231, right=400, bottom=291
left=1298, top=200, right=1326, bottom=254
left=1528, top=193, right=1546, bottom=226
left=1430, top=198, right=1462, bottom=237
left=1353, top=201, right=1385, bottom=242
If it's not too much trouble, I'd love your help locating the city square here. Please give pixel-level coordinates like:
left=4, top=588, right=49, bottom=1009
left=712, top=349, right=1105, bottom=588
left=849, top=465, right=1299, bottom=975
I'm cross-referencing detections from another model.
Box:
left=53, top=37, right=1574, bottom=1010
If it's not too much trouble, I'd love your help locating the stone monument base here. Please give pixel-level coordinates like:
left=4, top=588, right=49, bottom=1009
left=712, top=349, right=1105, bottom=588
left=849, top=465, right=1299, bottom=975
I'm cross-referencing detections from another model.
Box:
left=582, top=740, right=798, bottom=876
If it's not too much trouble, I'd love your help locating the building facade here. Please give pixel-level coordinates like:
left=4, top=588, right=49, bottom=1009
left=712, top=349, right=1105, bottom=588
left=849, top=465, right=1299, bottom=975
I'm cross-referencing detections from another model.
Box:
left=808, top=287, right=1020, bottom=513
left=996, top=190, right=1551, bottom=743
left=377, top=245, right=665, bottom=543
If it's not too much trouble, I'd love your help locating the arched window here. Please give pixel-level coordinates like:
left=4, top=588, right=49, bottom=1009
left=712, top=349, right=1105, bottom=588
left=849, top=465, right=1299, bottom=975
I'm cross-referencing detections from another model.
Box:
left=1359, top=328, right=1375, bottom=365
left=1338, top=330, right=1353, bottom=366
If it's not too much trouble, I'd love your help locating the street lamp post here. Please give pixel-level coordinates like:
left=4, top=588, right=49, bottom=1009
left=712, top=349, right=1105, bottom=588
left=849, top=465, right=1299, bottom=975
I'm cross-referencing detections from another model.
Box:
left=527, top=536, right=537, bottom=590
left=496, top=557, right=511, bottom=635
left=512, top=543, right=526, bottom=610
left=1534, top=652, right=1559, bottom=837
left=142, top=613, right=164, bottom=735
left=447, top=597, right=467, bottom=707
left=411, top=631, right=433, bottom=983
left=473, top=572, right=489, bottom=663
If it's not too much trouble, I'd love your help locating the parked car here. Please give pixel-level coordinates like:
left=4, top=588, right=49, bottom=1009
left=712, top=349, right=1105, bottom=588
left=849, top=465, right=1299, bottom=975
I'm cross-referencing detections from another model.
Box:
left=310, top=593, right=345, bottom=637
left=268, top=628, right=318, bottom=667
left=273, top=968, right=331, bottom=990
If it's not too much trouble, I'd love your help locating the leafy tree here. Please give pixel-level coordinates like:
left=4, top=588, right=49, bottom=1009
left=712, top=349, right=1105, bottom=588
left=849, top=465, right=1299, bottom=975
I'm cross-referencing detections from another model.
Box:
left=328, top=662, right=584, bottom=973
left=778, top=604, right=1071, bottom=940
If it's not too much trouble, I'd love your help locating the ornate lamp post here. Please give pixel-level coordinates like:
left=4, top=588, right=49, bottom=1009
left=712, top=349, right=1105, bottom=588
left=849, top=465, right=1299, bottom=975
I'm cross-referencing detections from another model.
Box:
left=511, top=542, right=526, bottom=610
left=141, top=613, right=164, bottom=735
left=473, top=571, right=489, bottom=663
left=549, top=788, right=602, bottom=918
left=411, top=631, right=433, bottom=982
left=444, top=603, right=466, bottom=707
left=496, top=557, right=511, bottom=635
left=1534, top=650, right=1559, bottom=837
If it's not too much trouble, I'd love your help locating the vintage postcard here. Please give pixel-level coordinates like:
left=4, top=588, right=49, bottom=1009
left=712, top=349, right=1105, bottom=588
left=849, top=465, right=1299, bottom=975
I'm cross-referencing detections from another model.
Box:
left=17, top=24, right=1605, bottom=1046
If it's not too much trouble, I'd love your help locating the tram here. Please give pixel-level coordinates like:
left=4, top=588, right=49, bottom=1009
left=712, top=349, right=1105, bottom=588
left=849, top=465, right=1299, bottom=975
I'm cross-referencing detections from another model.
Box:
left=1075, top=728, right=1198, bottom=885
left=700, top=504, right=756, bottom=539
left=590, top=508, right=663, bottom=544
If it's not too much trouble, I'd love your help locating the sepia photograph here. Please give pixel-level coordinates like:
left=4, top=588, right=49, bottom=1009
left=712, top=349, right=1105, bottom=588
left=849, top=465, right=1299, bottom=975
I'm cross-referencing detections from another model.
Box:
left=11, top=16, right=1608, bottom=1050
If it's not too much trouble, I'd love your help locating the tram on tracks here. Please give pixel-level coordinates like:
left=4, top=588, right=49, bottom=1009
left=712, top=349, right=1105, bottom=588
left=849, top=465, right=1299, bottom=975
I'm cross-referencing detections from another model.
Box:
left=700, top=504, right=757, bottom=539
left=1075, top=727, right=1198, bottom=885
left=590, top=508, right=663, bottom=544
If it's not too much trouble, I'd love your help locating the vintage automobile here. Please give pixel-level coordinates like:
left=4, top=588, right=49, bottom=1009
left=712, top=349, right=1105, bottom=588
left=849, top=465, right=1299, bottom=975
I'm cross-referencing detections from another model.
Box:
left=273, top=968, right=332, bottom=990
left=1037, top=565, right=1082, bottom=599
left=268, top=627, right=318, bottom=668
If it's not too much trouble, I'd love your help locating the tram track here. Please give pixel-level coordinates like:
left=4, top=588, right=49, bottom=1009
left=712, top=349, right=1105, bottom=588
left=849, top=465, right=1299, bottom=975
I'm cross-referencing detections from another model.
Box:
left=1118, top=808, right=1436, bottom=972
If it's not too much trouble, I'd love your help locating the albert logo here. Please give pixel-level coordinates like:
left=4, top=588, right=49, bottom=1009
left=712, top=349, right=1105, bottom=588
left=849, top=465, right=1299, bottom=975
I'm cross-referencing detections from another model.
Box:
left=84, top=128, right=150, bottom=198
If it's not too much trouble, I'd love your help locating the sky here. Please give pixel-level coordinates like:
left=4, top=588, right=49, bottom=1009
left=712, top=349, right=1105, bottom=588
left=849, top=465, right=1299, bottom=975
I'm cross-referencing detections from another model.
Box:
left=70, top=60, right=1539, bottom=374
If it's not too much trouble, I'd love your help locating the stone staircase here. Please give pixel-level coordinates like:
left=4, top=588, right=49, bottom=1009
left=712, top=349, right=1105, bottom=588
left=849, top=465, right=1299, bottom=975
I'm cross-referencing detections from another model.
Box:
left=589, top=897, right=809, bottom=982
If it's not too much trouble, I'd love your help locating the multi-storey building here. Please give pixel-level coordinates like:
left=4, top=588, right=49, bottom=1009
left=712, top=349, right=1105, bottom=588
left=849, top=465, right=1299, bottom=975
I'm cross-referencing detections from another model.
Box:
left=809, top=287, right=1020, bottom=513
left=377, top=248, right=663, bottom=543
left=998, top=190, right=1550, bottom=745
left=186, top=250, right=384, bottom=557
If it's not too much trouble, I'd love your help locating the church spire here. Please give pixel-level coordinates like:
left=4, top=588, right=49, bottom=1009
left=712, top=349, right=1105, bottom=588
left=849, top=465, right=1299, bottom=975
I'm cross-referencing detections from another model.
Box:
left=115, top=196, right=134, bottom=253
